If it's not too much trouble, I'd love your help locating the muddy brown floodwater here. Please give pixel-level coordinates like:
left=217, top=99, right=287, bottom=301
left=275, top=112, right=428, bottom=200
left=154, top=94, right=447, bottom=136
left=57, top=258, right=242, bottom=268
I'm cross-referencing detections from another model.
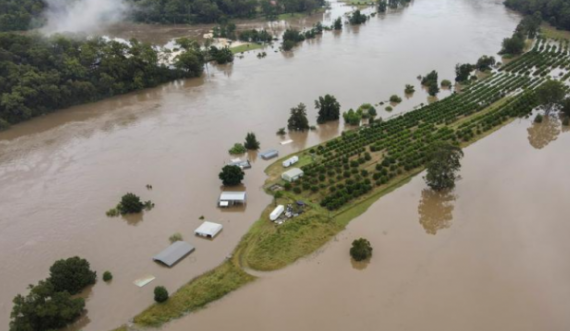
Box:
left=0, top=0, right=522, bottom=330
left=163, top=115, right=570, bottom=331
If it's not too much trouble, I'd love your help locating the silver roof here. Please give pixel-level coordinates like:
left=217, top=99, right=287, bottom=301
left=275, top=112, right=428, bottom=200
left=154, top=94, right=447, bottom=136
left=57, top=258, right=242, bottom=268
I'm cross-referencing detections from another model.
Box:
left=153, top=241, right=195, bottom=267
left=219, top=191, right=247, bottom=201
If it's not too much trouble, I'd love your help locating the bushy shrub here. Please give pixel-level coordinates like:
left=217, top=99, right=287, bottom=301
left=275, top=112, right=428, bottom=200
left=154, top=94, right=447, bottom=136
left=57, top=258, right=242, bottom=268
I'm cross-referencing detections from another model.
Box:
left=154, top=286, right=169, bottom=303
left=350, top=238, right=373, bottom=261
left=103, top=271, right=113, bottom=282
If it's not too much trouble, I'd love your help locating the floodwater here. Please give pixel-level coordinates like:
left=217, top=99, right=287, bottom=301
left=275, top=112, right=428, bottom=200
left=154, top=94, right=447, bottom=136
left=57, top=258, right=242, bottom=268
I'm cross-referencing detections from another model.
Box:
left=0, top=0, right=522, bottom=330
left=163, top=115, right=570, bottom=331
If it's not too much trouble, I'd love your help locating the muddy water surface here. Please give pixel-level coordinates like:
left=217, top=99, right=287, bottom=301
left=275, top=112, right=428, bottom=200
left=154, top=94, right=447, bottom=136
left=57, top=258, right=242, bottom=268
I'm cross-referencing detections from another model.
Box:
left=0, top=0, right=521, bottom=330
left=163, top=116, right=570, bottom=331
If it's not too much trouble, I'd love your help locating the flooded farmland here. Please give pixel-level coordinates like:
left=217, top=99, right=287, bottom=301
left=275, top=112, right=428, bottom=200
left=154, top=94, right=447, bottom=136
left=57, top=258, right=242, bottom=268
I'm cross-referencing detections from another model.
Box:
left=163, top=115, right=570, bottom=331
left=0, top=0, right=526, bottom=330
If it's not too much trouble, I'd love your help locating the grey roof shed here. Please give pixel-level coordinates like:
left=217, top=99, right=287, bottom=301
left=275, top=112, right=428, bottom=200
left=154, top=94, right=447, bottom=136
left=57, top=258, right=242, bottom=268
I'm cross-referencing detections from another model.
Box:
left=260, top=149, right=279, bottom=160
left=153, top=241, right=195, bottom=267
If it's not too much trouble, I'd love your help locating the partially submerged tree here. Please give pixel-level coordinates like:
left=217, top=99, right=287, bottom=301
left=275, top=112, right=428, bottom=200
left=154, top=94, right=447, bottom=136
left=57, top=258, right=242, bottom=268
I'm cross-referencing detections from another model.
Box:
left=333, top=17, right=342, bottom=30
left=455, top=63, right=474, bottom=82
left=350, top=238, right=373, bottom=261
left=219, top=165, right=245, bottom=186
left=49, top=257, right=97, bottom=295
left=117, top=193, right=152, bottom=215
left=424, top=142, right=464, bottom=191
left=315, top=94, right=341, bottom=124
left=10, top=281, right=85, bottom=331
left=244, top=132, right=260, bottom=150
left=288, top=103, right=310, bottom=131
left=536, top=80, right=566, bottom=113
left=475, top=55, right=496, bottom=71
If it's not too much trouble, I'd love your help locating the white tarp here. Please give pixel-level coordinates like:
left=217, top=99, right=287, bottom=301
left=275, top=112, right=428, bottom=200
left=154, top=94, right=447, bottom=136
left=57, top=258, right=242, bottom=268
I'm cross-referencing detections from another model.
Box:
left=270, top=205, right=285, bottom=221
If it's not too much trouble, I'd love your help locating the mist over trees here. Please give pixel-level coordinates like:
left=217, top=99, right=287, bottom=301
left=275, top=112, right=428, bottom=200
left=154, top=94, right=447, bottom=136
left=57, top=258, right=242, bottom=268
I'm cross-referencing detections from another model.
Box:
left=0, top=0, right=326, bottom=32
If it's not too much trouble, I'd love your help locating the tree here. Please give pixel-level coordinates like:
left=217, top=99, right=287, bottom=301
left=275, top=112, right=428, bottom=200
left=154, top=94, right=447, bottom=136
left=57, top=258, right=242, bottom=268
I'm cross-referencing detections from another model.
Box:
left=378, top=0, right=387, bottom=12
left=404, top=84, right=415, bottom=94
left=501, top=32, right=525, bottom=55
left=273, top=191, right=283, bottom=206
left=10, top=281, right=85, bottom=331
left=350, top=238, right=373, bottom=261
left=119, top=193, right=145, bottom=214
left=428, top=83, right=440, bottom=96
left=475, top=55, right=496, bottom=71
left=315, top=94, right=341, bottom=124
left=219, top=165, right=245, bottom=186
left=455, top=63, right=474, bottom=82
left=349, top=10, right=367, bottom=25
left=536, top=80, right=566, bottom=112
left=333, top=17, right=342, bottom=30
left=154, top=286, right=169, bottom=303
left=288, top=103, right=310, bottom=131
left=48, top=257, right=97, bottom=295
left=244, top=132, right=260, bottom=150
left=103, top=271, right=113, bottom=282
left=424, top=142, right=464, bottom=191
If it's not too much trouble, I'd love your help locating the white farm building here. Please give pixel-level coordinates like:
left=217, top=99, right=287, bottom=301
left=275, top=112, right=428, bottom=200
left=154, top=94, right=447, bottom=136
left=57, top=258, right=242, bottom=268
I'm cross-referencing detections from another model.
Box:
left=282, top=168, right=304, bottom=182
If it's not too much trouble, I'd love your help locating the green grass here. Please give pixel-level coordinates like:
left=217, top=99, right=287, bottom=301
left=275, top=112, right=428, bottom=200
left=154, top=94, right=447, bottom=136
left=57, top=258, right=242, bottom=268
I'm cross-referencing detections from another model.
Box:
left=540, top=23, right=570, bottom=41
left=230, top=43, right=263, bottom=54
left=133, top=262, right=255, bottom=327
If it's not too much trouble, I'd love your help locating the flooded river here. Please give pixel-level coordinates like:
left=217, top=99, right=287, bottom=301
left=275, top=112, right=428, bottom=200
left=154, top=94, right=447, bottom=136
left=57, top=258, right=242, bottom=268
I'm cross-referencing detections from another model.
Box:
left=0, top=0, right=521, bottom=330
left=163, top=115, right=570, bottom=331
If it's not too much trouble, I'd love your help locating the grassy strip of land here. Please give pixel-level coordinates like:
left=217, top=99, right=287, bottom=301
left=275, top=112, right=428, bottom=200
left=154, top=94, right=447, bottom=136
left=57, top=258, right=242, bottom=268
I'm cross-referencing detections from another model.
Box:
left=231, top=43, right=264, bottom=54
left=133, top=262, right=254, bottom=327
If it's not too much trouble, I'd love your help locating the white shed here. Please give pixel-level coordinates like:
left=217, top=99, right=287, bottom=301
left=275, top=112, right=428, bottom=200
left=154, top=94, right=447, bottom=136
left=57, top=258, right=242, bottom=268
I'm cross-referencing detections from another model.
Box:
left=282, top=168, right=304, bottom=182
left=219, top=191, right=247, bottom=207
left=195, top=221, right=223, bottom=239
left=282, top=155, right=299, bottom=168
left=270, top=205, right=285, bottom=221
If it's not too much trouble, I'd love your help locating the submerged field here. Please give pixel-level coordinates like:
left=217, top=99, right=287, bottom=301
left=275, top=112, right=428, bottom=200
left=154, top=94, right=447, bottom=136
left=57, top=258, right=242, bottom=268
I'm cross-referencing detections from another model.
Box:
left=128, top=36, right=569, bottom=329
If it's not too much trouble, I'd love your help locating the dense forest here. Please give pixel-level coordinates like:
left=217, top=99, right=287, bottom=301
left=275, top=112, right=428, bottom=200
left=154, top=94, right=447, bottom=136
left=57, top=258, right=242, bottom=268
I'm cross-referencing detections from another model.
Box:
left=504, top=0, right=570, bottom=31
left=0, top=33, right=204, bottom=129
left=0, top=0, right=45, bottom=31
left=0, top=0, right=325, bottom=31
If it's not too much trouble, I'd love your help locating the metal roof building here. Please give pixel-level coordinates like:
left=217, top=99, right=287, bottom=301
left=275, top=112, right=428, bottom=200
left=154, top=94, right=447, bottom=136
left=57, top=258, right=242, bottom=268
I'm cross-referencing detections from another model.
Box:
left=195, top=221, right=223, bottom=239
left=260, top=149, right=279, bottom=160
left=219, top=191, right=247, bottom=207
left=282, top=168, right=304, bottom=182
left=153, top=241, right=195, bottom=267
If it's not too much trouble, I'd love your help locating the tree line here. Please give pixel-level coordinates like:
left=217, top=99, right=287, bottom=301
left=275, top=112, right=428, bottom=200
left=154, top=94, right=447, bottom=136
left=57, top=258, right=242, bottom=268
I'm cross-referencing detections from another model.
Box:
left=0, top=33, right=205, bottom=130
left=0, top=0, right=325, bottom=31
left=504, top=0, right=570, bottom=32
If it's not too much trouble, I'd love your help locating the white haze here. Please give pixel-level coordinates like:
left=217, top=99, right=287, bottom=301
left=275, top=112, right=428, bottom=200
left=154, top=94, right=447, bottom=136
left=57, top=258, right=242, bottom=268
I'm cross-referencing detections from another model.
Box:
left=41, top=0, right=130, bottom=35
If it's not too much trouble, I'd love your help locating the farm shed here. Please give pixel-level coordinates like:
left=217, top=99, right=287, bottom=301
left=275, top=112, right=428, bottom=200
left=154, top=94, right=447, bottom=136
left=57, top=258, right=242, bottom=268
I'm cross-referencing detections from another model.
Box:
left=260, top=149, right=279, bottom=160
left=282, top=168, right=304, bottom=182
left=153, top=241, right=195, bottom=267
left=195, top=221, right=223, bottom=239
left=219, top=191, right=247, bottom=207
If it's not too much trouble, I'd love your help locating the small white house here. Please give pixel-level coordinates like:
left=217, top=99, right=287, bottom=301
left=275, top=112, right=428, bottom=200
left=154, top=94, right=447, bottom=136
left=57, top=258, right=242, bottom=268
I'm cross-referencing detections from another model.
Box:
left=270, top=205, right=285, bottom=221
left=282, top=168, right=304, bottom=182
left=195, top=221, right=223, bottom=239
left=282, top=155, right=299, bottom=168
